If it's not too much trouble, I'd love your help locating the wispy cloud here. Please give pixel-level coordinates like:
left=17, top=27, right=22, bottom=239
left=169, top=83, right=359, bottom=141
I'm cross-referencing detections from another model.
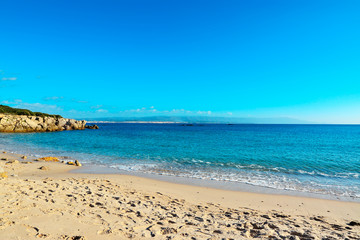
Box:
left=96, top=109, right=108, bottom=113
left=1, top=99, right=23, bottom=105
left=91, top=105, right=109, bottom=113
left=196, top=111, right=212, bottom=115
left=71, top=98, right=88, bottom=104
left=1, top=99, right=62, bottom=113
left=1, top=77, right=17, bottom=81
left=43, top=96, right=89, bottom=104
left=76, top=100, right=88, bottom=103
left=44, top=96, right=64, bottom=101
left=121, top=107, right=212, bottom=115
left=91, top=105, right=103, bottom=109
left=17, top=102, right=61, bottom=111
left=1, top=99, right=215, bottom=119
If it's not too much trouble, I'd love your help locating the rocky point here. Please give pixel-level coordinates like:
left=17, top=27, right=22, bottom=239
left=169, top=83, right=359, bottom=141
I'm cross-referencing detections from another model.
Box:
left=0, top=114, right=87, bottom=133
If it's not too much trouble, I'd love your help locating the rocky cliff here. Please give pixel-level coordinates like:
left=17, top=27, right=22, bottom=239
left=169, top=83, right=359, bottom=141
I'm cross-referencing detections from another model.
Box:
left=0, top=114, right=86, bottom=133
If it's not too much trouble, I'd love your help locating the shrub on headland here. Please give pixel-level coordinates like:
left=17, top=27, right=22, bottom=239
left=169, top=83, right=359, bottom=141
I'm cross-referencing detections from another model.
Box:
left=0, top=105, right=62, bottom=119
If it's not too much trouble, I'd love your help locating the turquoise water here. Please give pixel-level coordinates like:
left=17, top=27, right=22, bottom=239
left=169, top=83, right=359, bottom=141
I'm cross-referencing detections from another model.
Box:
left=0, top=123, right=359, bottom=199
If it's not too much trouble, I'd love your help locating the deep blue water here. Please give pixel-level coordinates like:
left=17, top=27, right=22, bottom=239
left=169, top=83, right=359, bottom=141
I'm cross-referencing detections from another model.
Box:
left=0, top=123, right=359, bottom=199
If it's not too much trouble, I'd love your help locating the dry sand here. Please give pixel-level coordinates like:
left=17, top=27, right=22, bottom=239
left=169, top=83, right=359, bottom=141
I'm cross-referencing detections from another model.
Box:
left=0, top=151, right=359, bottom=240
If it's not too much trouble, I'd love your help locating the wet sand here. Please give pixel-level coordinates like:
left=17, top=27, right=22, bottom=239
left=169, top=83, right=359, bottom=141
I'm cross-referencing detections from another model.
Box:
left=0, top=151, right=359, bottom=239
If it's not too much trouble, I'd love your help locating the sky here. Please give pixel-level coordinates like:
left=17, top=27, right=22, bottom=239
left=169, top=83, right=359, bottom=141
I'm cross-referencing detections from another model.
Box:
left=0, top=0, right=360, bottom=123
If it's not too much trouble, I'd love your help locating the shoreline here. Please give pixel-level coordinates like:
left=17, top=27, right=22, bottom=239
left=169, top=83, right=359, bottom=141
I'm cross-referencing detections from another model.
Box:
left=2, top=145, right=358, bottom=203
left=1, top=149, right=360, bottom=239
left=72, top=164, right=360, bottom=203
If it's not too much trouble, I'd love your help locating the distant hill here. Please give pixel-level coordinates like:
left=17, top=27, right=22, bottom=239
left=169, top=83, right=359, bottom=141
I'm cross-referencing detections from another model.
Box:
left=0, top=105, right=62, bottom=119
left=87, top=116, right=313, bottom=124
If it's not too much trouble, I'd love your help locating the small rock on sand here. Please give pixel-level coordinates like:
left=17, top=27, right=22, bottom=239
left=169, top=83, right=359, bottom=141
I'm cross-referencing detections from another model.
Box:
left=22, top=161, right=33, bottom=164
left=37, top=157, right=59, bottom=162
left=21, top=155, right=27, bottom=159
left=75, top=160, right=82, bottom=166
left=39, top=166, right=49, bottom=170
left=0, top=172, right=7, bottom=178
left=6, top=160, right=19, bottom=164
left=67, top=160, right=82, bottom=166
left=348, top=221, right=360, bottom=226
left=0, top=167, right=8, bottom=178
left=61, top=235, right=86, bottom=240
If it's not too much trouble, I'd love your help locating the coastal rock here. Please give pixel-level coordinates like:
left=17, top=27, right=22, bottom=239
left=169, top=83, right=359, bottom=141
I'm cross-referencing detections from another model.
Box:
left=57, top=118, right=67, bottom=128
left=25, top=118, right=38, bottom=129
left=67, top=161, right=82, bottom=166
left=37, top=157, right=60, bottom=162
left=85, top=124, right=99, bottom=129
left=75, top=160, right=82, bottom=167
left=0, top=114, right=86, bottom=133
left=39, top=166, right=49, bottom=170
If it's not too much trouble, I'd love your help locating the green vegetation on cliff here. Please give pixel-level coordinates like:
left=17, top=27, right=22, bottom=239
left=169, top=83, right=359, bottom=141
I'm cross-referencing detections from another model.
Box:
left=0, top=105, right=62, bottom=118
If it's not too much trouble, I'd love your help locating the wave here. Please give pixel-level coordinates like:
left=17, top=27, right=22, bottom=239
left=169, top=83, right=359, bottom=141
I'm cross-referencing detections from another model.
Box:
left=105, top=161, right=360, bottom=199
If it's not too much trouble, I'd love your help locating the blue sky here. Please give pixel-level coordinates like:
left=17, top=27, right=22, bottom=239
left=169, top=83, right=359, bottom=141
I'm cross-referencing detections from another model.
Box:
left=1, top=0, right=359, bottom=123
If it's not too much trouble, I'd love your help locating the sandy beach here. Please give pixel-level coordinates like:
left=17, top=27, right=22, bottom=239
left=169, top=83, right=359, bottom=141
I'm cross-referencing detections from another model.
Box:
left=0, top=151, right=359, bottom=240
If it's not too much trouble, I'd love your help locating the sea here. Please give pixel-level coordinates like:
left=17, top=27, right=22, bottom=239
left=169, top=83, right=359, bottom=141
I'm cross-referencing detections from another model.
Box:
left=0, top=123, right=359, bottom=201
